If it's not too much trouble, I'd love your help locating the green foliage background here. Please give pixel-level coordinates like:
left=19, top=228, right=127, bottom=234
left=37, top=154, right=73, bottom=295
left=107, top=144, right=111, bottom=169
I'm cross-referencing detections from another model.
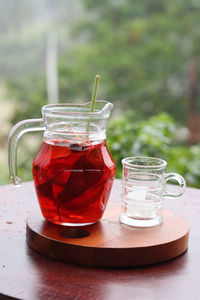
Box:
left=2, top=0, right=200, bottom=188
left=107, top=112, right=200, bottom=187
left=58, top=0, right=200, bottom=122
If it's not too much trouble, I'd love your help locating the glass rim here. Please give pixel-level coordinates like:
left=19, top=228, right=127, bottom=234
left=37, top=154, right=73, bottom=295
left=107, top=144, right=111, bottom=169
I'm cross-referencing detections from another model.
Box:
left=122, top=156, right=167, bottom=169
left=41, top=100, right=112, bottom=116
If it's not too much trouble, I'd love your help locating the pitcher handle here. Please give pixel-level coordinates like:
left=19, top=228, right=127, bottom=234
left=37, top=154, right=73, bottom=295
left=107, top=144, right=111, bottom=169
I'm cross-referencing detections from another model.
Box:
left=8, top=118, right=45, bottom=186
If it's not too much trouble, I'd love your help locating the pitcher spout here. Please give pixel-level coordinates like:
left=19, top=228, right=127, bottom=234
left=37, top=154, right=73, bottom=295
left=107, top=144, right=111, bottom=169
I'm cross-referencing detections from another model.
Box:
left=99, top=101, right=113, bottom=118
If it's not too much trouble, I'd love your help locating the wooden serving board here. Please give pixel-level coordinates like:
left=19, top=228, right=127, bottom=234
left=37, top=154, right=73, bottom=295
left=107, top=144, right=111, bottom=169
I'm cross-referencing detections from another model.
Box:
left=26, top=206, right=189, bottom=267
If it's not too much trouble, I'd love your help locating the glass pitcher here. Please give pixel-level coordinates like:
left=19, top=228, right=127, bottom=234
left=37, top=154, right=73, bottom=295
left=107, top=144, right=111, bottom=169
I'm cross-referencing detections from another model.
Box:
left=8, top=101, right=116, bottom=226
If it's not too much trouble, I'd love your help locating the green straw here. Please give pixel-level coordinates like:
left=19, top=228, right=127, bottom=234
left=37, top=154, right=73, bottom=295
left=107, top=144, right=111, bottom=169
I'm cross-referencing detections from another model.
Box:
left=87, top=75, right=100, bottom=133
left=90, top=75, right=100, bottom=112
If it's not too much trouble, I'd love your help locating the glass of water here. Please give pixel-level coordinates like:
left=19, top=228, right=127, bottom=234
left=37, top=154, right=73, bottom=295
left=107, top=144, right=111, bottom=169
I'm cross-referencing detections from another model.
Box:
left=120, top=156, right=186, bottom=228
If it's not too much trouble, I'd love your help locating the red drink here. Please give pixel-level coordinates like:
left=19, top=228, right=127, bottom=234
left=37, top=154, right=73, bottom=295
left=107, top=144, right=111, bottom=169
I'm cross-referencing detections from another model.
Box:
left=32, top=140, right=115, bottom=225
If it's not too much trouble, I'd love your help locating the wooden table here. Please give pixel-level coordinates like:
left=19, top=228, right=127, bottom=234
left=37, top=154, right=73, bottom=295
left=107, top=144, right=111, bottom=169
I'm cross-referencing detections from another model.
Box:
left=0, top=180, right=199, bottom=300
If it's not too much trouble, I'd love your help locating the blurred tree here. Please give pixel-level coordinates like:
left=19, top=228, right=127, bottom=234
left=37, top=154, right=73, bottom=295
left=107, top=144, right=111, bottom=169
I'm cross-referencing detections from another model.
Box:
left=107, top=112, right=176, bottom=177
left=58, top=0, right=200, bottom=123
left=6, top=0, right=200, bottom=123
left=107, top=111, right=200, bottom=188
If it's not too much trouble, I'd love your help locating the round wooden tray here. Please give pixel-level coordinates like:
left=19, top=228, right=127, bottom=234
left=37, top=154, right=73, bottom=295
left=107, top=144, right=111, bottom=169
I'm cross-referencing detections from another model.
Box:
left=26, top=208, right=189, bottom=267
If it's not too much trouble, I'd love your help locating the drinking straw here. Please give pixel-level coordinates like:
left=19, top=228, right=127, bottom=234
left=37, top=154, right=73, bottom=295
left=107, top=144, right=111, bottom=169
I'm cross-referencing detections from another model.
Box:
left=90, top=75, right=100, bottom=113
left=87, top=75, right=100, bottom=134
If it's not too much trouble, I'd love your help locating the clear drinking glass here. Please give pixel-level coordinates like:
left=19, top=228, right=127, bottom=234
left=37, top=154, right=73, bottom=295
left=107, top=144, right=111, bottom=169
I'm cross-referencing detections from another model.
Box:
left=120, top=156, right=186, bottom=227
left=8, top=101, right=116, bottom=226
